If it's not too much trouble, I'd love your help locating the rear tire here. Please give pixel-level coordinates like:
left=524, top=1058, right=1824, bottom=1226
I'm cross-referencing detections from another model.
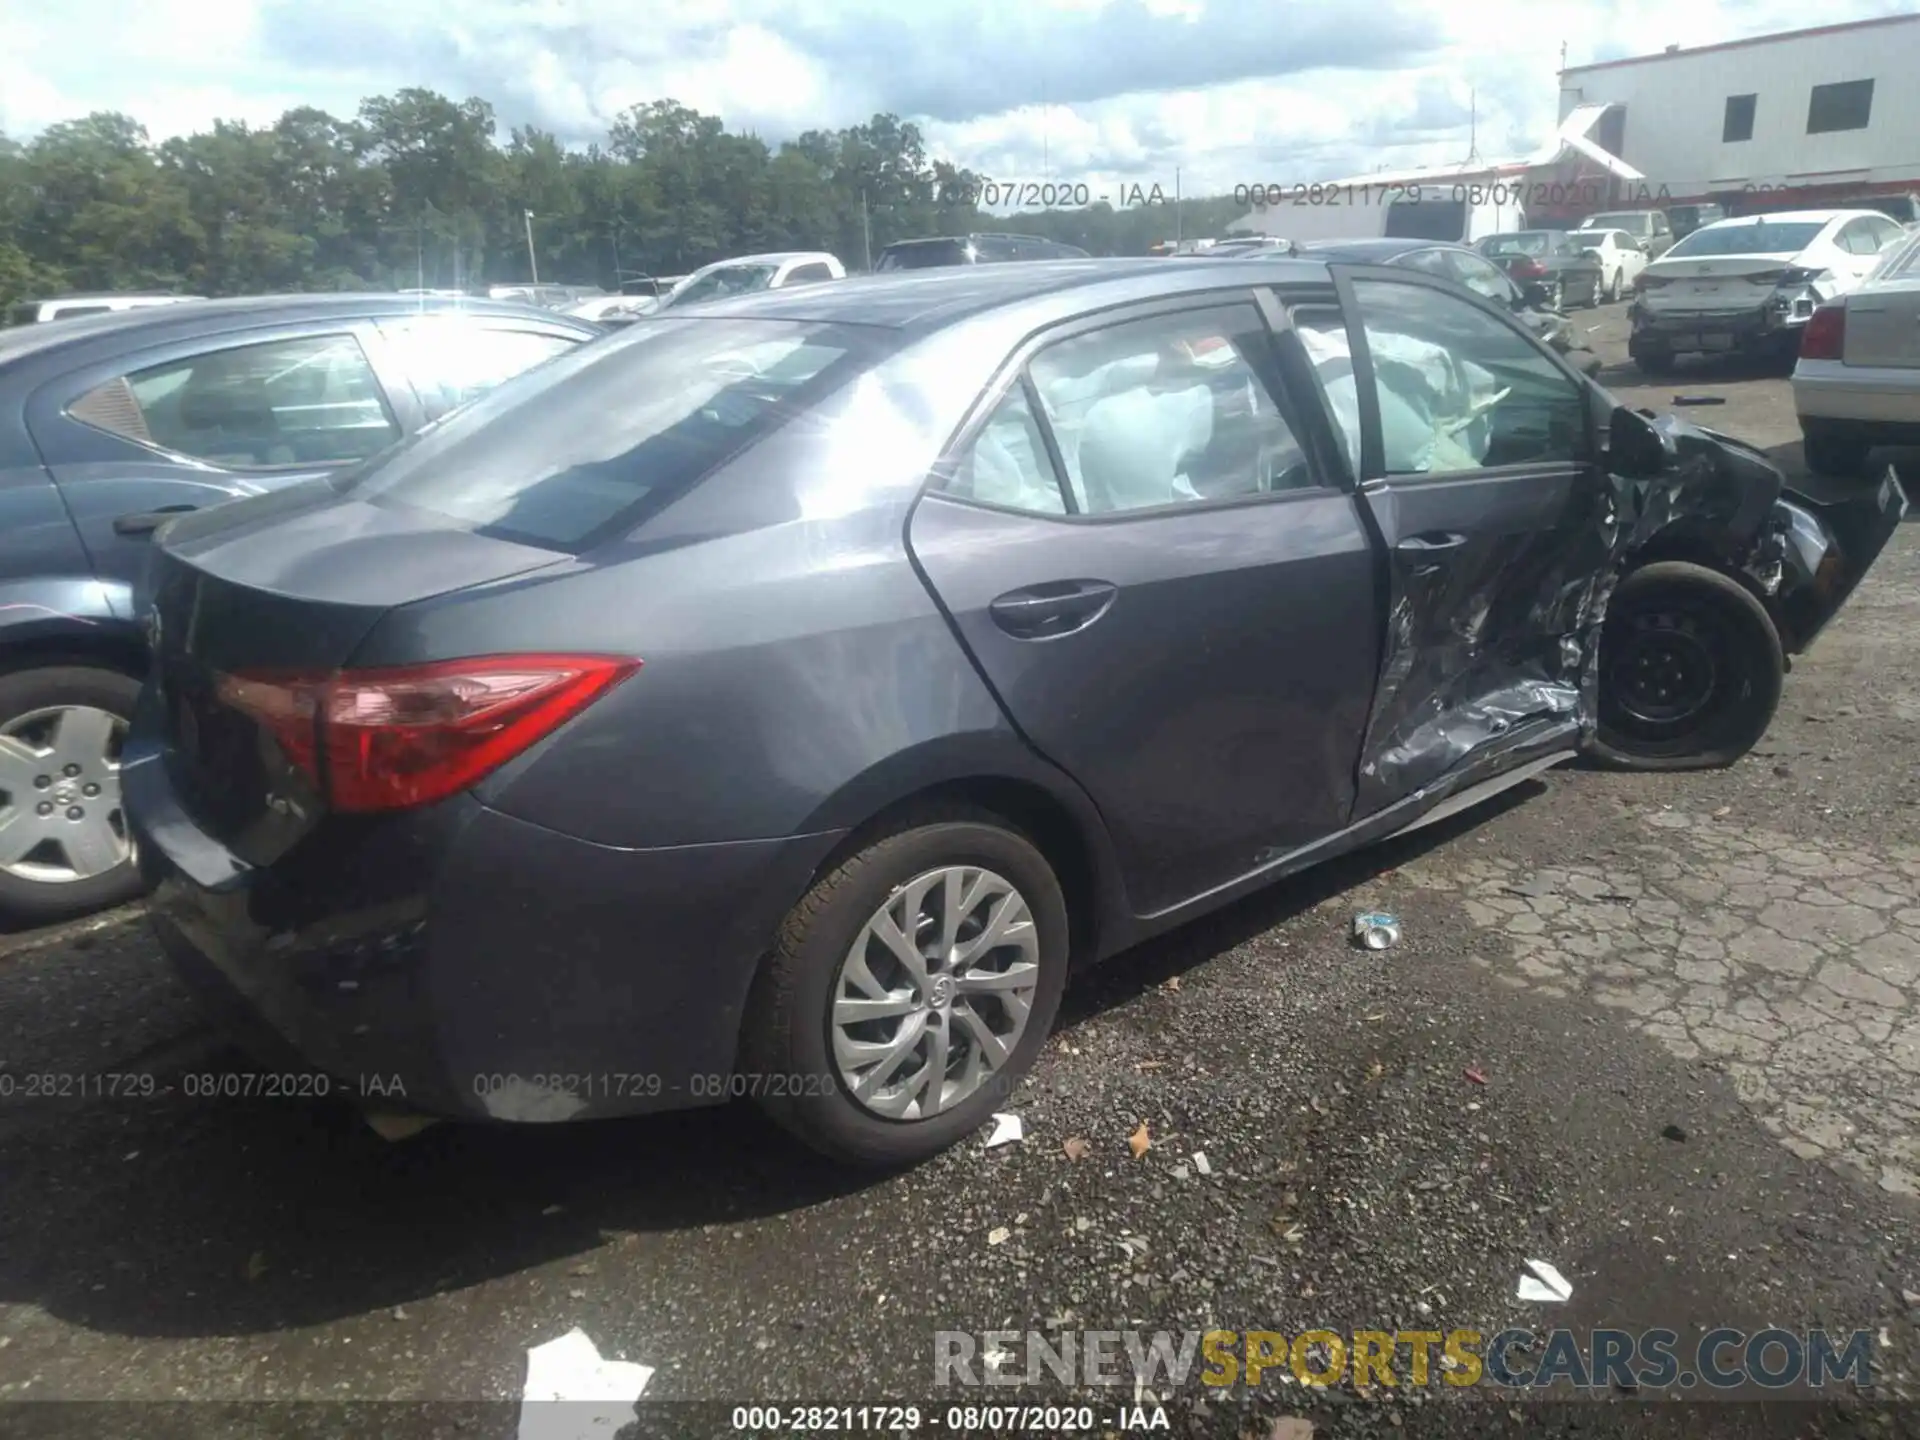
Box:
left=1589, top=561, right=1784, bottom=771
left=741, top=811, right=1070, bottom=1168
left=0, top=664, right=146, bottom=924
left=1800, top=424, right=1872, bottom=478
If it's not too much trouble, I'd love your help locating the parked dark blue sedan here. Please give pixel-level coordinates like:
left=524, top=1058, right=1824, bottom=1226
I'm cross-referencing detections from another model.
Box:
left=0, top=295, right=600, bottom=921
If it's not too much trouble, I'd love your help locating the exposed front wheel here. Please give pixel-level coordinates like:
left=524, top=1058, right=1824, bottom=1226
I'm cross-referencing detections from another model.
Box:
left=742, top=813, right=1069, bottom=1167
left=1606, top=269, right=1623, bottom=303
left=1589, top=562, right=1784, bottom=771
left=0, top=664, right=146, bottom=923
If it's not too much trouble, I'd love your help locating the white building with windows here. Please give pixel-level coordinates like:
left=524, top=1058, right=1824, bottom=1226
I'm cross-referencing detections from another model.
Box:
left=1553, top=15, right=1920, bottom=215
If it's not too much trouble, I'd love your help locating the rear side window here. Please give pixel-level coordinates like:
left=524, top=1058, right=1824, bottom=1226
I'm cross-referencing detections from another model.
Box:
left=347, top=318, right=888, bottom=552
left=948, top=385, right=1067, bottom=514
left=380, top=319, right=579, bottom=413
left=1022, top=305, right=1313, bottom=512
left=782, top=263, right=835, bottom=285
left=72, top=333, right=401, bottom=467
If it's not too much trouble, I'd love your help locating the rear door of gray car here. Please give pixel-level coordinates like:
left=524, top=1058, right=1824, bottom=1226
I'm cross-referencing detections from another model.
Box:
left=27, top=318, right=425, bottom=612
left=906, top=288, right=1384, bottom=917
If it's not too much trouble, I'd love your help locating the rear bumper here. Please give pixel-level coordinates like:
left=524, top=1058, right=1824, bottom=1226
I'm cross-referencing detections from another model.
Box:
left=1793, top=361, right=1920, bottom=426
left=1631, top=300, right=1802, bottom=348
left=126, top=746, right=843, bottom=1122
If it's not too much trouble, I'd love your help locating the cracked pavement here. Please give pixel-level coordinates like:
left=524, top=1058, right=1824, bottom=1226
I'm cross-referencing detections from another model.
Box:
left=1418, top=814, right=1920, bottom=1196
left=0, top=307, right=1917, bottom=1440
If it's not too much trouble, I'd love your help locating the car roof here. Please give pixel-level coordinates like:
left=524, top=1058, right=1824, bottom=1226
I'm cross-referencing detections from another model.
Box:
left=20, top=291, right=199, bottom=303
left=0, top=293, right=595, bottom=367
left=1291, top=238, right=1460, bottom=261
left=656, top=256, right=1335, bottom=332
left=1695, top=210, right=1871, bottom=228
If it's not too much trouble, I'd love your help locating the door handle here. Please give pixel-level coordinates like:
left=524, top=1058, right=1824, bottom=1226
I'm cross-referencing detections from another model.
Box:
left=987, top=579, right=1117, bottom=640
left=1396, top=531, right=1469, bottom=553
left=114, top=505, right=198, bottom=536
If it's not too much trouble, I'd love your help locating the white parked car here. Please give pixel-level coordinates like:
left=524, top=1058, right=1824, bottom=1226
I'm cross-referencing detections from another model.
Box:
left=1564, top=227, right=1649, bottom=302
left=7, top=292, right=203, bottom=325
left=656, top=252, right=845, bottom=310
left=1792, top=226, right=1920, bottom=476
left=1628, top=209, right=1908, bottom=374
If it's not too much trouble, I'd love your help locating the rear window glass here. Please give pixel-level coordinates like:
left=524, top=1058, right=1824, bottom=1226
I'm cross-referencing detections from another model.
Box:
left=1384, top=200, right=1465, bottom=242
left=343, top=318, right=889, bottom=552
left=877, top=240, right=970, bottom=270
left=1483, top=233, right=1552, bottom=257
left=1666, top=221, right=1825, bottom=257
left=1868, top=230, right=1920, bottom=281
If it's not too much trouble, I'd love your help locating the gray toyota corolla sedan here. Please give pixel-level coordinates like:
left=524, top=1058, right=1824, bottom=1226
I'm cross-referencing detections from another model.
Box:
left=124, top=258, right=1903, bottom=1166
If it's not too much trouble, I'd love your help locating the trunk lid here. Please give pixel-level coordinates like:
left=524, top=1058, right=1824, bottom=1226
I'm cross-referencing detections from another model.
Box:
left=1840, top=277, right=1920, bottom=368
left=145, top=489, right=568, bottom=862
left=1641, top=253, right=1799, bottom=315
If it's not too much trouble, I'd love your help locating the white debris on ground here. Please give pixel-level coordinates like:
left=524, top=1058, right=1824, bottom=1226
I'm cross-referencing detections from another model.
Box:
left=517, top=1328, right=654, bottom=1440
left=1514, top=1259, right=1574, bottom=1302
left=984, top=1113, right=1024, bottom=1148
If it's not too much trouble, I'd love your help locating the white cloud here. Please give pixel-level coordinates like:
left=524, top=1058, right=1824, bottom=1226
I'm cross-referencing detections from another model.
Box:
left=2, top=0, right=1910, bottom=201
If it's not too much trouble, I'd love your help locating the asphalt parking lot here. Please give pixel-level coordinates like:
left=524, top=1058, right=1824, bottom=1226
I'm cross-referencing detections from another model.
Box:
left=1, top=301, right=1918, bottom=1439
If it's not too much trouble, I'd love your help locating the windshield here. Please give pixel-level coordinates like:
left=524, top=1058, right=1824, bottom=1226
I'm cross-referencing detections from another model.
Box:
left=343, top=317, right=888, bottom=551
left=1665, top=221, right=1826, bottom=258
left=1587, top=213, right=1650, bottom=233
left=876, top=239, right=972, bottom=270
left=662, top=264, right=778, bottom=308
left=1482, top=233, right=1552, bottom=257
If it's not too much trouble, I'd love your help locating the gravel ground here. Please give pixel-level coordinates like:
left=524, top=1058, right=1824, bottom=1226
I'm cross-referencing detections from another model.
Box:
left=1, top=303, right=1917, bottom=1440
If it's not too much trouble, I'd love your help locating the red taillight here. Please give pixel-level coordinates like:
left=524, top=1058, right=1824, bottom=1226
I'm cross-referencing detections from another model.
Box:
left=215, top=655, right=639, bottom=813
left=1513, top=257, right=1547, bottom=279
left=1800, top=303, right=1846, bottom=361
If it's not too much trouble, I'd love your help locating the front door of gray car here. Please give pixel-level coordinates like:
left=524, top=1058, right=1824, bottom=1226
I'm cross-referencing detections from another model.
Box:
left=29, top=322, right=417, bottom=613
left=907, top=295, right=1383, bottom=916
left=1296, top=269, right=1612, bottom=817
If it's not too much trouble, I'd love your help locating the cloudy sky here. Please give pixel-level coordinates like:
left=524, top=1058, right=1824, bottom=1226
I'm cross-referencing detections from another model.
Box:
left=1, top=0, right=1912, bottom=198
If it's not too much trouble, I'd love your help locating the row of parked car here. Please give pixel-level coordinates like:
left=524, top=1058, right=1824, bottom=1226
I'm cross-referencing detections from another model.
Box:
left=1463, top=208, right=1920, bottom=475
left=1, top=238, right=1904, bottom=1169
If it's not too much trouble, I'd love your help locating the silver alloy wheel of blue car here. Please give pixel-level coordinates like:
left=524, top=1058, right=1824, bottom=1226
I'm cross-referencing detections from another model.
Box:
left=0, top=704, right=132, bottom=884
left=830, top=864, right=1041, bottom=1120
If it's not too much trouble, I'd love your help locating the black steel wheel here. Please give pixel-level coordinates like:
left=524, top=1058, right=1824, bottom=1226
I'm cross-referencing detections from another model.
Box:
left=1589, top=561, right=1783, bottom=771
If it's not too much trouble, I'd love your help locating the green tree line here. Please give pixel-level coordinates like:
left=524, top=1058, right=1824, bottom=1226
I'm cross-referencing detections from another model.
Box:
left=0, top=89, right=1250, bottom=309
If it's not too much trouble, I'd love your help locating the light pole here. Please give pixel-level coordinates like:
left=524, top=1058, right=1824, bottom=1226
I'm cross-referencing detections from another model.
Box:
left=523, top=209, right=540, bottom=285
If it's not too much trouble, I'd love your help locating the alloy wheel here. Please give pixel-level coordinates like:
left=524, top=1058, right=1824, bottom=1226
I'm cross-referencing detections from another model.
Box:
left=0, top=705, right=132, bottom=884
left=829, top=865, right=1041, bottom=1121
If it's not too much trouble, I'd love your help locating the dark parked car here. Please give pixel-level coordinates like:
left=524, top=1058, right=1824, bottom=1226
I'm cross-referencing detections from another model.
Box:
left=874, top=233, right=1090, bottom=270
left=1282, top=237, right=1602, bottom=375
left=1666, top=203, right=1726, bottom=240
left=0, top=295, right=601, bottom=922
left=125, top=259, right=1903, bottom=1167
left=1476, top=231, right=1607, bottom=309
